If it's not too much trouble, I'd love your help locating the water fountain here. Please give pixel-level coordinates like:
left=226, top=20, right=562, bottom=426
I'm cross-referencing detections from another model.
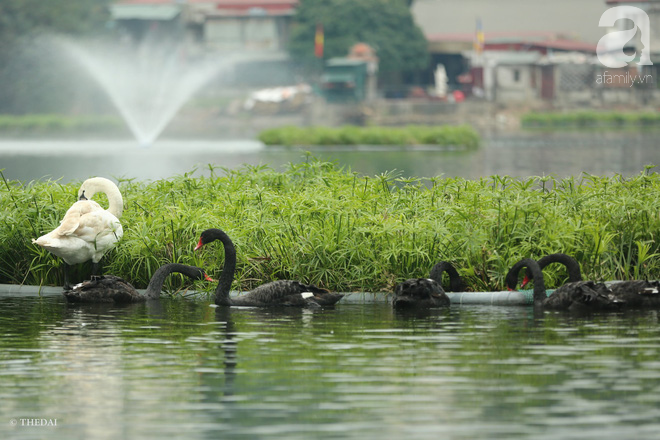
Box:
left=56, top=36, right=233, bottom=146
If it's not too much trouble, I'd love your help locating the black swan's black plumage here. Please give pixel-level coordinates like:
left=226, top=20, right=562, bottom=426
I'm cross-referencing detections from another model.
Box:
left=392, top=261, right=460, bottom=309
left=608, top=280, right=660, bottom=307
left=522, top=253, right=582, bottom=287
left=64, top=275, right=140, bottom=303
left=429, top=261, right=465, bottom=292
left=63, top=263, right=208, bottom=303
left=517, top=254, right=660, bottom=309
left=391, top=261, right=460, bottom=309
left=195, top=228, right=344, bottom=308
left=392, top=278, right=450, bottom=309
left=506, top=258, right=623, bottom=311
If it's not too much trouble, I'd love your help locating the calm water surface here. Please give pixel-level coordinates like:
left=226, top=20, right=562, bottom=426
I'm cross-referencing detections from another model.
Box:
left=2, top=294, right=660, bottom=440
left=3, top=131, right=660, bottom=438
left=1, top=131, right=658, bottom=182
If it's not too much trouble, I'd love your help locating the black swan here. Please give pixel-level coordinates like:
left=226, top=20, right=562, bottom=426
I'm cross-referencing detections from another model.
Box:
left=392, top=277, right=450, bottom=309
left=519, top=254, right=660, bottom=308
left=506, top=258, right=623, bottom=311
left=194, top=228, right=344, bottom=308
left=391, top=261, right=460, bottom=309
left=33, top=177, right=124, bottom=289
left=521, top=253, right=582, bottom=288
left=429, top=261, right=466, bottom=292
left=63, top=263, right=210, bottom=303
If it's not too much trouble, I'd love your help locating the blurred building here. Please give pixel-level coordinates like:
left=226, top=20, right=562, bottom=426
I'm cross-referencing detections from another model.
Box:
left=412, top=0, right=607, bottom=90
left=112, top=0, right=297, bottom=49
left=109, top=0, right=660, bottom=105
left=110, top=0, right=299, bottom=86
left=413, top=0, right=659, bottom=106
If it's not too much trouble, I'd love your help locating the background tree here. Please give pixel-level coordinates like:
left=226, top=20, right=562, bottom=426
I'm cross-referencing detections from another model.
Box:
left=0, top=0, right=111, bottom=114
left=288, top=0, right=429, bottom=79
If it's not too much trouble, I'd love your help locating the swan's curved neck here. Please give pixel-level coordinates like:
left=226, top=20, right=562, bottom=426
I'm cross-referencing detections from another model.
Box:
left=79, top=178, right=123, bottom=218
left=429, top=262, right=463, bottom=292
left=208, top=230, right=237, bottom=306
left=144, top=263, right=205, bottom=299
left=507, top=258, right=546, bottom=304
left=537, top=253, right=582, bottom=282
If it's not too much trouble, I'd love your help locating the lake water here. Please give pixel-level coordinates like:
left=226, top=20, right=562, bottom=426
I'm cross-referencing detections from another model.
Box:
left=1, top=131, right=658, bottom=182
left=2, top=294, right=660, bottom=440
left=4, top=132, right=660, bottom=439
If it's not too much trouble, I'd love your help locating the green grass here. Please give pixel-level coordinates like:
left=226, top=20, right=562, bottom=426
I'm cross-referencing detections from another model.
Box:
left=521, top=111, right=660, bottom=129
left=0, top=114, right=124, bottom=135
left=258, top=124, right=480, bottom=149
left=2, top=162, right=660, bottom=295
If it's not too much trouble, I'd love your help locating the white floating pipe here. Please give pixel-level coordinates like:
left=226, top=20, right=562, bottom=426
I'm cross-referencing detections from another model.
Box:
left=446, top=290, right=553, bottom=306
left=0, top=284, right=557, bottom=306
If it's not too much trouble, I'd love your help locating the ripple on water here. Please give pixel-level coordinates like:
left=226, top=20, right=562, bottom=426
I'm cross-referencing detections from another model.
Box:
left=2, top=296, right=660, bottom=439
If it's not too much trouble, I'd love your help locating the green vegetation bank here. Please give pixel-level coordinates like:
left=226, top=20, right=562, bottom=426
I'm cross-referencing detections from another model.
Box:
left=258, top=125, right=480, bottom=148
left=522, top=111, right=660, bottom=129
left=0, top=114, right=123, bottom=136
left=2, top=161, right=660, bottom=295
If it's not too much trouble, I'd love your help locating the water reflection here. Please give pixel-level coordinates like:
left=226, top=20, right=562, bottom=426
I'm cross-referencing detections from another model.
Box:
left=2, top=297, right=660, bottom=439
left=1, top=131, right=659, bottom=182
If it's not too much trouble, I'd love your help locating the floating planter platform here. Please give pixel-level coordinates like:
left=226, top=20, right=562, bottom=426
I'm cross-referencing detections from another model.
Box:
left=324, top=291, right=554, bottom=305
left=0, top=284, right=62, bottom=297
left=0, top=284, right=554, bottom=306
left=446, top=290, right=554, bottom=306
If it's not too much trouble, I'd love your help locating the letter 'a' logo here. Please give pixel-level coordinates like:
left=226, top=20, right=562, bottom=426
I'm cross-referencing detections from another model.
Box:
left=597, top=6, right=653, bottom=68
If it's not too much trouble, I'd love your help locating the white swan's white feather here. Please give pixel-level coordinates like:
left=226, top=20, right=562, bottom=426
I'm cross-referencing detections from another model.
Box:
left=32, top=178, right=123, bottom=265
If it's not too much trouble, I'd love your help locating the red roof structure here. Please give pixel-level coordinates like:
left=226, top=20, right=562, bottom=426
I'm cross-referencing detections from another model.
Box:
left=113, top=0, right=299, bottom=22
left=116, top=0, right=298, bottom=8
left=427, top=31, right=596, bottom=54
left=486, top=39, right=596, bottom=54
left=116, top=0, right=297, bottom=3
left=211, top=0, right=298, bottom=16
left=605, top=0, right=660, bottom=3
left=214, top=0, right=298, bottom=10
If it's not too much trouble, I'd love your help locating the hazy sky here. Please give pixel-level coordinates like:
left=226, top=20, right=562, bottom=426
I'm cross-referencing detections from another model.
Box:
left=412, top=0, right=609, bottom=43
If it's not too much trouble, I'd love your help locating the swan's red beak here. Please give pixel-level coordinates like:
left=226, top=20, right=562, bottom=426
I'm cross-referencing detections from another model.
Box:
left=521, top=275, right=530, bottom=288
left=507, top=286, right=515, bottom=291
left=194, top=238, right=204, bottom=251
left=203, top=273, right=216, bottom=282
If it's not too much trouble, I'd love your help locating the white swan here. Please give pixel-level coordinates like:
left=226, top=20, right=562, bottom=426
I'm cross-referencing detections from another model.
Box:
left=32, top=177, right=124, bottom=288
